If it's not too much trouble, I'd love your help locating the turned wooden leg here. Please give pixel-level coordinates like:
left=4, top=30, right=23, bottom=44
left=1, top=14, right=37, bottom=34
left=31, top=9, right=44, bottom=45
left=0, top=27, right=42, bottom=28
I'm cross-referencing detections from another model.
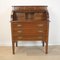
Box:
left=45, top=42, right=48, bottom=54
left=42, top=41, right=44, bottom=47
left=16, top=42, right=18, bottom=47
left=12, top=41, right=15, bottom=54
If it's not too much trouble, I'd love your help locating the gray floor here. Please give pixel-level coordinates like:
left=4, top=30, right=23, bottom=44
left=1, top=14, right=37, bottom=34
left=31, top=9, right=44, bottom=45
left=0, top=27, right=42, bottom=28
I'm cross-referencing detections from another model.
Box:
left=0, top=46, right=60, bottom=60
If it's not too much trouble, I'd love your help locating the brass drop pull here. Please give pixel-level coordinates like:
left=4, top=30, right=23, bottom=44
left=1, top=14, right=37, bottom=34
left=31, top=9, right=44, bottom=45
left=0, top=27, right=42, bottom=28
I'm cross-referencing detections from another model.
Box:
left=38, top=24, right=43, bottom=27
left=38, top=30, right=43, bottom=32
left=17, top=31, right=22, bottom=33
left=17, top=24, right=22, bottom=27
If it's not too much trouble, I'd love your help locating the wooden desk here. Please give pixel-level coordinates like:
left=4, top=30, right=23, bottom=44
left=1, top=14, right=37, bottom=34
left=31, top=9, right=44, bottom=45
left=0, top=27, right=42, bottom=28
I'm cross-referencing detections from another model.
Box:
left=11, top=6, right=49, bottom=54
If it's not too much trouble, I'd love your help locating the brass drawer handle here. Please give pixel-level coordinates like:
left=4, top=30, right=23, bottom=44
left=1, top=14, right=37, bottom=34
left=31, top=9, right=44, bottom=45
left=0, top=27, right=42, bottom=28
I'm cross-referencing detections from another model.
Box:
left=38, top=24, right=43, bottom=27
left=17, top=31, right=22, bottom=33
left=38, top=30, right=43, bottom=32
left=17, top=24, right=22, bottom=27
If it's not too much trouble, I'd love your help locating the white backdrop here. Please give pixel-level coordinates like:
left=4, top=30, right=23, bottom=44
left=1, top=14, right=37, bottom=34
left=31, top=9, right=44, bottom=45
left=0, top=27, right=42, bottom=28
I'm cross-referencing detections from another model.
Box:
left=0, top=0, right=60, bottom=46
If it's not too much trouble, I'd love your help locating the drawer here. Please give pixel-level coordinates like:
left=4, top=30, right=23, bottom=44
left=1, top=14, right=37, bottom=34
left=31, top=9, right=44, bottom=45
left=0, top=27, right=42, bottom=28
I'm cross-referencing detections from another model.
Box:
left=12, top=28, right=48, bottom=39
left=11, top=22, right=48, bottom=29
left=12, top=28, right=48, bottom=35
left=12, top=35, right=45, bottom=41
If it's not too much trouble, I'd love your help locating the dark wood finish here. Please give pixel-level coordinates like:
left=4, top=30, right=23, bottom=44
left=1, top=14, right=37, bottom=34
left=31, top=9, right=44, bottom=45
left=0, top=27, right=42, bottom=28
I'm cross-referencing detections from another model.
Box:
left=16, top=42, right=18, bottom=47
left=12, top=41, right=15, bottom=54
left=42, top=41, right=44, bottom=47
left=11, top=6, right=49, bottom=54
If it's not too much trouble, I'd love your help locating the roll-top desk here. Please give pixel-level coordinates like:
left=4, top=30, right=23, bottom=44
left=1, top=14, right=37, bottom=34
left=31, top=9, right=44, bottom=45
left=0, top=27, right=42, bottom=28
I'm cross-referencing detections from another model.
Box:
left=11, top=6, right=49, bottom=54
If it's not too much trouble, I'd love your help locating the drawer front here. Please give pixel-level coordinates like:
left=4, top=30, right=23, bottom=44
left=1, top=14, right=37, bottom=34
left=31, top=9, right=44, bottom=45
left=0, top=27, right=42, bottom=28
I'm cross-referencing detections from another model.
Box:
left=12, top=35, right=46, bottom=41
left=11, top=22, right=48, bottom=29
left=11, top=22, right=48, bottom=40
left=12, top=28, right=48, bottom=36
